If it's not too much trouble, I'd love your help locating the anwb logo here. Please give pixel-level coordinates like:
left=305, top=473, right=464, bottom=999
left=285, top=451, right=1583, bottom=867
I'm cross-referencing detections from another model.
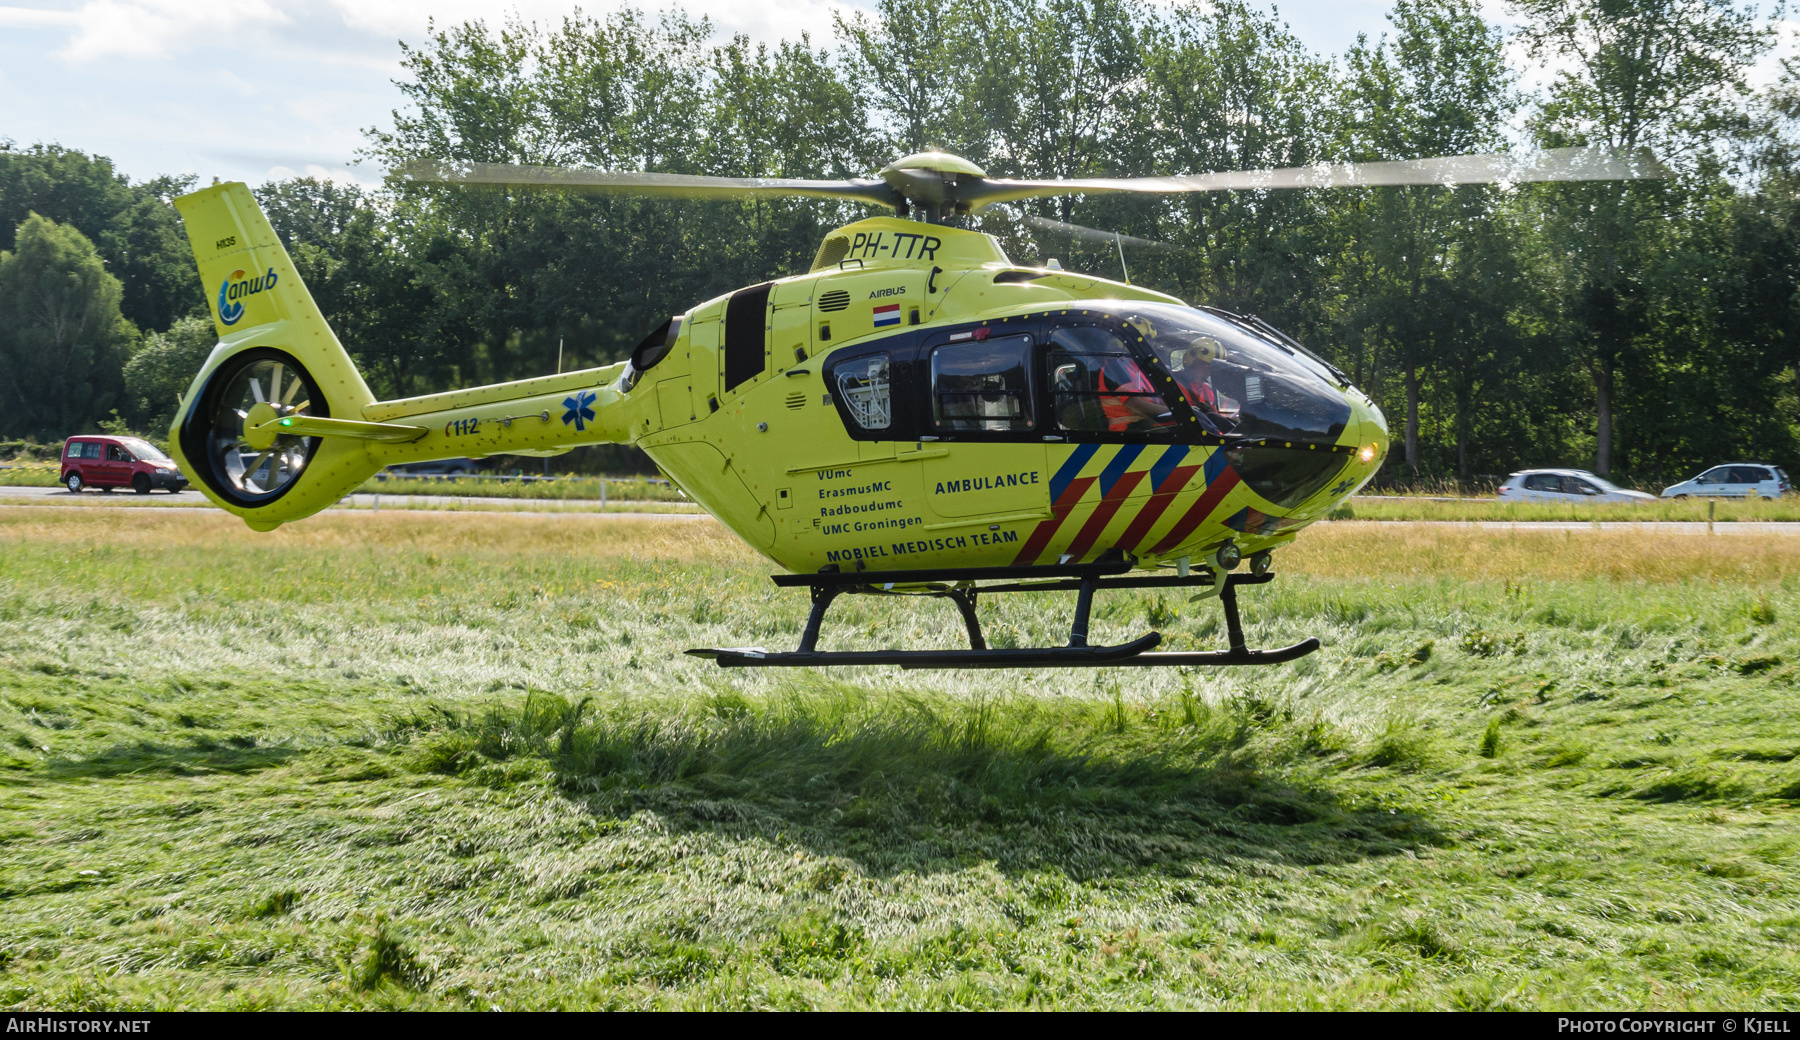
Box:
left=216, top=267, right=280, bottom=326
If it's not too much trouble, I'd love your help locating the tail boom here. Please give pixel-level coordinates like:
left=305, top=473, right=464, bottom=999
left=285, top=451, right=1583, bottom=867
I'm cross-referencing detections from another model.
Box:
left=169, top=181, right=637, bottom=530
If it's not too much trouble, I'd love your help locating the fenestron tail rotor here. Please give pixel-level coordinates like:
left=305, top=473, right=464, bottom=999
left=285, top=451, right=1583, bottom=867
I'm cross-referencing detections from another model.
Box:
left=398, top=146, right=1664, bottom=224
left=187, top=349, right=327, bottom=506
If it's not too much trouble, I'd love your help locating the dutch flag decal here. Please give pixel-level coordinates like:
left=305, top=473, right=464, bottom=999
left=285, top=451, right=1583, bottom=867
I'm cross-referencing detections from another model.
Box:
left=873, top=303, right=902, bottom=327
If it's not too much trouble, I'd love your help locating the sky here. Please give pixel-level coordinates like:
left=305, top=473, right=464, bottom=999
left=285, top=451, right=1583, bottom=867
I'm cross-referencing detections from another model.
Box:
left=0, top=0, right=1790, bottom=189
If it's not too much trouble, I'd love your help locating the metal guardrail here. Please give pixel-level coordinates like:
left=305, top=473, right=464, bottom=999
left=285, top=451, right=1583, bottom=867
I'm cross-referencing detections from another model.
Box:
left=366, top=470, right=686, bottom=507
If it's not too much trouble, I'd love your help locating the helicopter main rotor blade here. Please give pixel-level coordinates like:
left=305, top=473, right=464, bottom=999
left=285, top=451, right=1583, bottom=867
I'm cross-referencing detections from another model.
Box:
left=1018, top=213, right=1177, bottom=251
left=961, top=146, right=1665, bottom=209
left=396, top=160, right=901, bottom=208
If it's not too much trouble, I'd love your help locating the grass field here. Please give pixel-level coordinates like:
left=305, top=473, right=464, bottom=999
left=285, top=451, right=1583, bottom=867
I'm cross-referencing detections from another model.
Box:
left=2, top=510, right=1799, bottom=1009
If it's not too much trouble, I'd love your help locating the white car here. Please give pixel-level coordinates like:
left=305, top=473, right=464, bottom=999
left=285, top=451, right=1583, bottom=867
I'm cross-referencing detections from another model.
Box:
left=1660, top=463, right=1790, bottom=500
left=1497, top=469, right=1656, bottom=504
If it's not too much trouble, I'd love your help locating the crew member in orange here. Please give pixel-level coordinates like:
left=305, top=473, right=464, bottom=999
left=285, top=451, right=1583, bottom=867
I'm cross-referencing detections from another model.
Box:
left=1096, top=356, right=1166, bottom=432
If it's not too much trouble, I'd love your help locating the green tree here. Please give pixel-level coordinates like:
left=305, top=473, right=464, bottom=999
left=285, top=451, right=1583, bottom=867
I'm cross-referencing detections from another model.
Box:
left=367, top=9, right=888, bottom=391
left=1132, top=1, right=1338, bottom=323
left=369, top=11, right=716, bottom=386
left=949, top=0, right=1151, bottom=268
left=0, top=143, right=200, bottom=334
left=957, top=0, right=1147, bottom=182
left=0, top=213, right=137, bottom=439
left=123, top=315, right=215, bottom=434
left=835, top=0, right=970, bottom=154
left=1516, top=0, right=1774, bottom=475
left=0, top=0, right=1758, bottom=489
left=1337, top=0, right=1518, bottom=476
left=254, top=179, right=438, bottom=398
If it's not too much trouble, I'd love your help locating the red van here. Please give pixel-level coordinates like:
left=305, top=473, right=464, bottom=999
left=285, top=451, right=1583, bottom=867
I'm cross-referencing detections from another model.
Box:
left=61, top=436, right=189, bottom=494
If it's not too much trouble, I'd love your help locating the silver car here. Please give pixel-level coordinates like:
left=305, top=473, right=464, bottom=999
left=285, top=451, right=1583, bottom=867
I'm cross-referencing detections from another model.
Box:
left=1497, top=469, right=1656, bottom=504
left=1660, top=464, right=1790, bottom=499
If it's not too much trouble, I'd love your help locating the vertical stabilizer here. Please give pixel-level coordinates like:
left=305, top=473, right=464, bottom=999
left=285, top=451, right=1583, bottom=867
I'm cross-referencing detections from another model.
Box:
left=168, top=182, right=381, bottom=529
left=173, top=182, right=374, bottom=414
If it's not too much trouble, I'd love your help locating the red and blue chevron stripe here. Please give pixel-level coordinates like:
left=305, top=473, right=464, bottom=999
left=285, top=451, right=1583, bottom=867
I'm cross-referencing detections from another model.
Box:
left=1011, top=443, right=1267, bottom=566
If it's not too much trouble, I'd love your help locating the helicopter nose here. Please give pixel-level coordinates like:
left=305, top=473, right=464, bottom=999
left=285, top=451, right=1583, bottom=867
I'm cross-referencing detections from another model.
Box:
left=1349, top=393, right=1390, bottom=472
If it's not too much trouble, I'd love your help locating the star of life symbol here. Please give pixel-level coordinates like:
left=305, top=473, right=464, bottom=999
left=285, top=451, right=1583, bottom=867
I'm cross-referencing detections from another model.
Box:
left=1331, top=478, right=1356, bottom=496
left=563, top=389, right=597, bottom=432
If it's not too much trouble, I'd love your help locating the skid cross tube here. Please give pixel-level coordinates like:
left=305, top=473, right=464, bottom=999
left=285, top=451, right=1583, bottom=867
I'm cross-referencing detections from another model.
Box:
left=686, top=564, right=1319, bottom=670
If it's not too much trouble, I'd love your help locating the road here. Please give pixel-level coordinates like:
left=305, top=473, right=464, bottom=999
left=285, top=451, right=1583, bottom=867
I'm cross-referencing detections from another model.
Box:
left=1332, top=519, right=1800, bottom=535
left=3, top=485, right=1798, bottom=533
left=0, top=484, right=705, bottom=520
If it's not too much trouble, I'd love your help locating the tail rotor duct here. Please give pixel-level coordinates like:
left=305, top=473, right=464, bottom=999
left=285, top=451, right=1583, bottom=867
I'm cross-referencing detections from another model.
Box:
left=181, top=348, right=329, bottom=507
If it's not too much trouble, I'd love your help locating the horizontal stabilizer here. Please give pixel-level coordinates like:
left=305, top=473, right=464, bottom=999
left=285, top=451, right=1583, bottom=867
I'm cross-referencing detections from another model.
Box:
left=248, top=415, right=428, bottom=444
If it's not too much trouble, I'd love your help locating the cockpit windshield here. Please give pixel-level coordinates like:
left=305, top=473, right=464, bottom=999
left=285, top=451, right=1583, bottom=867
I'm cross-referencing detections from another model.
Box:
left=1112, top=304, right=1351, bottom=443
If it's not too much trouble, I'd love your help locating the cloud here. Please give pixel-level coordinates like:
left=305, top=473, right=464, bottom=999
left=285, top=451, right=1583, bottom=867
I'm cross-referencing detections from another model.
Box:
left=1750, top=17, right=1800, bottom=88
left=265, top=161, right=381, bottom=188
left=81, top=0, right=873, bottom=104
left=28, top=0, right=865, bottom=66
left=57, top=0, right=290, bottom=61
left=321, top=0, right=862, bottom=49
left=0, top=5, right=78, bottom=26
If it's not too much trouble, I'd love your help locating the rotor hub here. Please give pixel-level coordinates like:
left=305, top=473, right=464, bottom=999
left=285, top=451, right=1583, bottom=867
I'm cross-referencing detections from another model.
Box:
left=877, top=152, right=989, bottom=223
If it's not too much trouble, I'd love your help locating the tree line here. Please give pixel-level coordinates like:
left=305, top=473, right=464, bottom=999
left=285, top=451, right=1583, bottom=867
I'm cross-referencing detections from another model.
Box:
left=1, top=0, right=1796, bottom=487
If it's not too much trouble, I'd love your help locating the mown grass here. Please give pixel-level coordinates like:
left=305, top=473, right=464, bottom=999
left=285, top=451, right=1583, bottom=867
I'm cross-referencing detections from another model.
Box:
left=1341, top=495, right=1800, bottom=523
left=1, top=511, right=1799, bottom=1008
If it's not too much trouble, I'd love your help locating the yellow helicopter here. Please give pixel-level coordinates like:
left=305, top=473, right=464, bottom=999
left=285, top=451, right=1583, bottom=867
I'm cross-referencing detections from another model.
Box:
left=165, top=147, right=1658, bottom=668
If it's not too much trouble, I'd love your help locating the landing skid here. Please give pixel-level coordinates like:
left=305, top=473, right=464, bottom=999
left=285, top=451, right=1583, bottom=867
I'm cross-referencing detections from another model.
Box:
left=687, top=561, right=1321, bottom=670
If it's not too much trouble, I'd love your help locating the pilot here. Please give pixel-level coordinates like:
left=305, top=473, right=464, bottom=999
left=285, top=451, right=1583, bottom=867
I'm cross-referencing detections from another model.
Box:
left=1166, top=334, right=1232, bottom=432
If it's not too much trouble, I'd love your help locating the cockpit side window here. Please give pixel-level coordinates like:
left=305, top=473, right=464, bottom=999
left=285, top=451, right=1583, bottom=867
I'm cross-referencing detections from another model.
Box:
left=836, top=353, right=892, bottom=431
left=1133, top=326, right=1236, bottom=435
left=930, top=334, right=1035, bottom=433
left=1046, top=325, right=1178, bottom=435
